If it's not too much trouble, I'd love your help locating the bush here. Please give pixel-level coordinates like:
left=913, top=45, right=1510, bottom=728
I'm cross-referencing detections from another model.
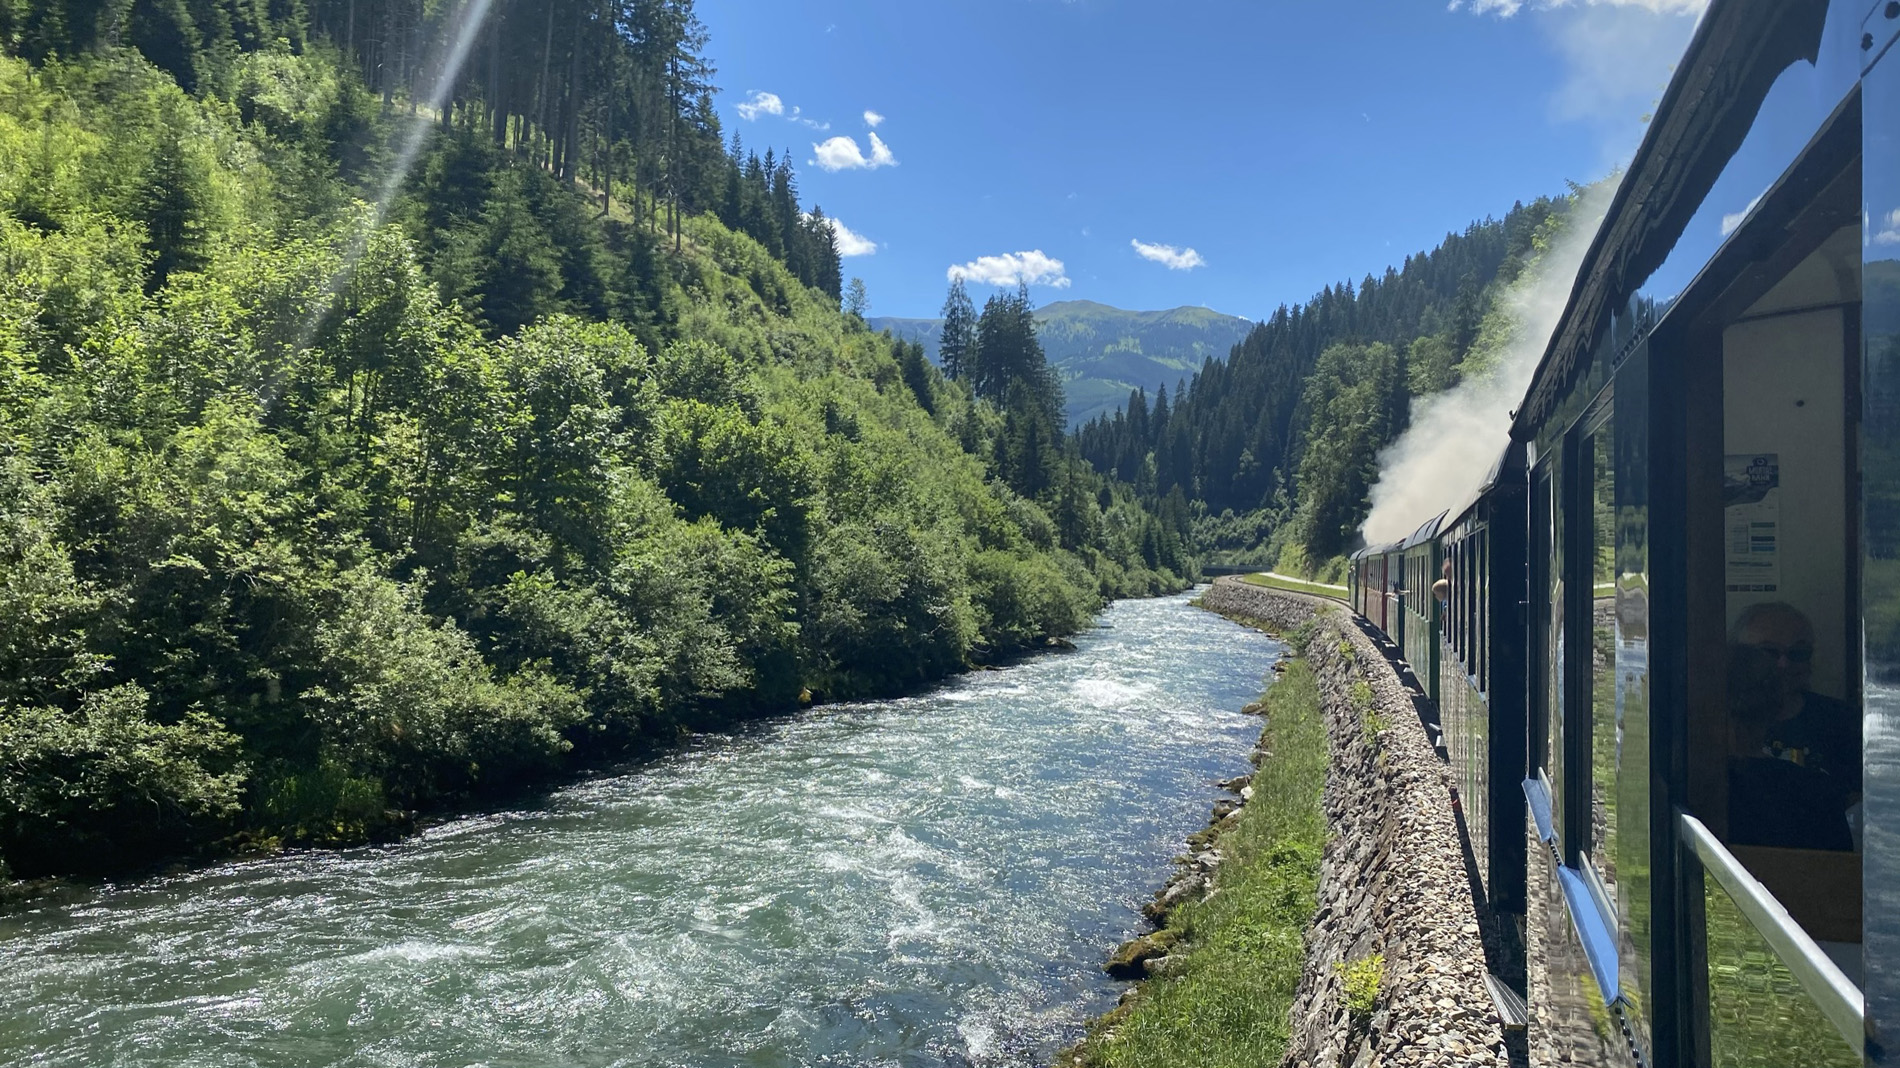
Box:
left=306, top=564, right=584, bottom=801
left=0, top=685, right=246, bottom=875
left=255, top=759, right=388, bottom=845
left=1337, top=953, right=1384, bottom=1021
left=968, top=549, right=1098, bottom=655
left=807, top=518, right=975, bottom=696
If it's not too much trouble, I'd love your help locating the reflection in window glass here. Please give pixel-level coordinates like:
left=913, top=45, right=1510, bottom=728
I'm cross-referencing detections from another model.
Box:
left=1705, top=876, right=1859, bottom=1068
left=1541, top=461, right=1565, bottom=825
left=1590, top=424, right=1618, bottom=912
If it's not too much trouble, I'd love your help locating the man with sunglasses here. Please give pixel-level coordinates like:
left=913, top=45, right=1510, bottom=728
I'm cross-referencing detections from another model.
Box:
left=1726, top=601, right=1861, bottom=851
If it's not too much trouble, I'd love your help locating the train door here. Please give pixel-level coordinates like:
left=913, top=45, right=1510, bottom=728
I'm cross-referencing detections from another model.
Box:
left=1372, top=556, right=1387, bottom=635
left=1386, top=552, right=1403, bottom=651
left=1393, top=551, right=1407, bottom=662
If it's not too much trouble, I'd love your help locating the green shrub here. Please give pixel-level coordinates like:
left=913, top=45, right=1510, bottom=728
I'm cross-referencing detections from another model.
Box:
left=968, top=549, right=1098, bottom=655
left=307, top=564, right=584, bottom=799
left=256, top=759, right=388, bottom=845
left=0, top=685, right=246, bottom=875
left=1337, top=952, right=1384, bottom=1021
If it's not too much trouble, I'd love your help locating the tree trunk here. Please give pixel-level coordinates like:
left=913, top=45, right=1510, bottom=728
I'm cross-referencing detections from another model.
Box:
left=562, top=3, right=583, bottom=184
left=536, top=3, right=554, bottom=169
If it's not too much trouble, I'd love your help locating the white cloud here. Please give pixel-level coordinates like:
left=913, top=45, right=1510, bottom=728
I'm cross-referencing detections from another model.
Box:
left=808, top=214, right=877, bottom=257
left=737, top=91, right=830, bottom=130
left=1545, top=2, right=1701, bottom=133
left=864, top=110, right=885, bottom=127
left=1449, top=0, right=1701, bottom=172
left=736, top=91, right=785, bottom=121
left=1874, top=208, right=1900, bottom=246
left=1131, top=238, right=1206, bottom=271
left=810, top=132, right=898, bottom=172
left=1721, top=192, right=1765, bottom=237
left=946, top=250, right=1071, bottom=289
left=1452, top=0, right=1705, bottom=15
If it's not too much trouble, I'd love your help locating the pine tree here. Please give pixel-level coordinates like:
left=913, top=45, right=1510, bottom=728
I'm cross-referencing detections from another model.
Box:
left=139, top=101, right=210, bottom=291
left=939, top=277, right=975, bottom=381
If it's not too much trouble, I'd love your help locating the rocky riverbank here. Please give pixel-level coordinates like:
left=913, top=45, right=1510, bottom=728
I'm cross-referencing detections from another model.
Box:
left=1074, top=579, right=1509, bottom=1068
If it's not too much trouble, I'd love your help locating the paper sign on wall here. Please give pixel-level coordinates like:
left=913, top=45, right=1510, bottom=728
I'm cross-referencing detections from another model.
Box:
left=1724, top=453, right=1780, bottom=592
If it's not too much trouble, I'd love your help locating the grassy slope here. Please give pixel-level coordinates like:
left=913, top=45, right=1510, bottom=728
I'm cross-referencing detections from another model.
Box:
left=1069, top=629, right=1328, bottom=1067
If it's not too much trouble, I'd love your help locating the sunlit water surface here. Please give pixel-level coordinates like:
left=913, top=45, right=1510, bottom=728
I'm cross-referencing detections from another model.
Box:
left=0, top=592, right=1280, bottom=1068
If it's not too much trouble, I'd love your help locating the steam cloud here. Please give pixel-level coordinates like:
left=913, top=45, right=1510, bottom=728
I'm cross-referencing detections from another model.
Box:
left=1358, top=181, right=1615, bottom=545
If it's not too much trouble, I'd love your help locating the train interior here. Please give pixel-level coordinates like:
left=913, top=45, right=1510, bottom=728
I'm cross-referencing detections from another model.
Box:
left=1680, top=97, right=1863, bottom=984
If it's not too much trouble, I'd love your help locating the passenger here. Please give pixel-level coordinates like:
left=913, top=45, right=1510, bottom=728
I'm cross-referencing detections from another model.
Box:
left=1725, top=602, right=1860, bottom=851
left=1432, top=558, right=1451, bottom=612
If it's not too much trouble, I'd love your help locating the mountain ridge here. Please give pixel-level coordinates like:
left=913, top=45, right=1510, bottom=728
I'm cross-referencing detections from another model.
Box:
left=869, top=300, right=1254, bottom=426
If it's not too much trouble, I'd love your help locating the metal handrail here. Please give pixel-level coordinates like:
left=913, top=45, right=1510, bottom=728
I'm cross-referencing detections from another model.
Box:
left=1678, top=811, right=1863, bottom=1054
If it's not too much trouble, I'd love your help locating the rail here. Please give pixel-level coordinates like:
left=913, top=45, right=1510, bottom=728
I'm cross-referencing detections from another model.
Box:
left=1677, top=811, right=1863, bottom=1053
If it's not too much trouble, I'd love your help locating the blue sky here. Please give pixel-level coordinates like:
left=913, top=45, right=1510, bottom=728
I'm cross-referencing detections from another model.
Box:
left=697, top=0, right=1704, bottom=320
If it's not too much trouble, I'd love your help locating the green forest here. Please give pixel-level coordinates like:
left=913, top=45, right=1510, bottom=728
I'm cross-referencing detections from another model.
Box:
left=1076, top=192, right=1587, bottom=577
left=0, top=1, right=1193, bottom=879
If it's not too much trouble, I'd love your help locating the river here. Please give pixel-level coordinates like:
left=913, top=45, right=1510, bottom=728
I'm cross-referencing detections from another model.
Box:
left=0, top=592, right=1281, bottom=1068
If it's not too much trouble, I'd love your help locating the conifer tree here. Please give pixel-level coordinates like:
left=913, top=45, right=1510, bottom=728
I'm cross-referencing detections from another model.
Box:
left=139, top=100, right=210, bottom=291
left=939, top=277, right=976, bottom=382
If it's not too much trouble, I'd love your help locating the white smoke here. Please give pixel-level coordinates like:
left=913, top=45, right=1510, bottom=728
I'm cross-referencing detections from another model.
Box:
left=1359, top=180, right=1616, bottom=544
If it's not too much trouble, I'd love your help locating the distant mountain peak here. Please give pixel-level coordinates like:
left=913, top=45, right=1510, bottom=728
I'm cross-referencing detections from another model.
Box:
left=1038, top=298, right=1119, bottom=312
left=868, top=300, right=1253, bottom=427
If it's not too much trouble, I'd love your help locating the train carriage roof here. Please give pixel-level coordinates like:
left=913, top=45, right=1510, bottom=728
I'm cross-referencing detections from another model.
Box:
left=1400, top=512, right=1449, bottom=552
left=1511, top=0, right=1832, bottom=434
left=1348, top=541, right=1404, bottom=562
left=1439, top=446, right=1515, bottom=535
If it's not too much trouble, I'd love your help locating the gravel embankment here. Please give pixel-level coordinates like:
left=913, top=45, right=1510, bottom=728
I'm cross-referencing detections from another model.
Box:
left=1199, top=577, right=1508, bottom=1068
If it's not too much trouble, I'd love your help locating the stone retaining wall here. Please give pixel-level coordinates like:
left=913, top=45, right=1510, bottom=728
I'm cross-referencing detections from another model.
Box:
left=1196, top=578, right=1327, bottom=633
left=1199, top=578, right=1507, bottom=1068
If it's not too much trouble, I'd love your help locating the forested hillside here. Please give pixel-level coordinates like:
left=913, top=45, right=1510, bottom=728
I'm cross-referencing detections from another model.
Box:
left=0, top=3, right=1189, bottom=879
left=870, top=301, right=1253, bottom=428
left=1076, top=194, right=1583, bottom=574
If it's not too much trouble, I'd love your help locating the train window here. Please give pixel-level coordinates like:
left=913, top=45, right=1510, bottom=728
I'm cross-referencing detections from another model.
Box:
left=1670, top=158, right=1866, bottom=968
left=1466, top=538, right=1478, bottom=676
left=1464, top=540, right=1474, bottom=667
left=1536, top=458, right=1563, bottom=839
left=1474, top=529, right=1484, bottom=691
left=1474, top=528, right=1489, bottom=691
left=1720, top=285, right=1862, bottom=858
left=1448, top=542, right=1459, bottom=659
left=1451, top=542, right=1461, bottom=663
left=1477, top=529, right=1488, bottom=693
left=1457, top=542, right=1469, bottom=664
left=1456, top=541, right=1465, bottom=662
left=1585, top=419, right=1618, bottom=918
